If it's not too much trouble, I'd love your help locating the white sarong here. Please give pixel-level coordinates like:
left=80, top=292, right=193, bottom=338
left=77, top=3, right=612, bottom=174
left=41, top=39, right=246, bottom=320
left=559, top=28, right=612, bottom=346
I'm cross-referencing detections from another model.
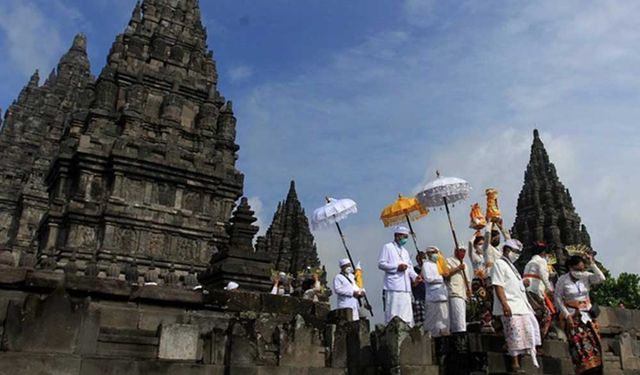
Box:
left=424, top=301, right=450, bottom=337
left=384, top=290, right=414, bottom=327
left=449, top=296, right=467, bottom=333
left=501, top=313, right=541, bottom=368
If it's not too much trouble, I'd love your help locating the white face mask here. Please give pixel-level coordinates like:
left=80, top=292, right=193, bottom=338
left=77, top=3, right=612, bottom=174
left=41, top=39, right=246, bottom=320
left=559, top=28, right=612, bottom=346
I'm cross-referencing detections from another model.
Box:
left=344, top=267, right=354, bottom=274
left=507, top=252, right=520, bottom=263
left=570, top=271, right=588, bottom=279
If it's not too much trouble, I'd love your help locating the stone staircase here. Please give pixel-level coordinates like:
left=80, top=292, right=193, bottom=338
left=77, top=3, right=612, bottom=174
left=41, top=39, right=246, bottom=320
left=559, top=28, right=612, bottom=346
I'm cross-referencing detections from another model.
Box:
left=472, top=335, right=640, bottom=375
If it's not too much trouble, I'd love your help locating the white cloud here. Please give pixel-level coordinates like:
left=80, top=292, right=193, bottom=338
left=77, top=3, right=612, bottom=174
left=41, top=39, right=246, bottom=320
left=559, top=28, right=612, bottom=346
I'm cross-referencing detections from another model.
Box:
left=0, top=1, right=65, bottom=76
left=228, top=64, right=254, bottom=83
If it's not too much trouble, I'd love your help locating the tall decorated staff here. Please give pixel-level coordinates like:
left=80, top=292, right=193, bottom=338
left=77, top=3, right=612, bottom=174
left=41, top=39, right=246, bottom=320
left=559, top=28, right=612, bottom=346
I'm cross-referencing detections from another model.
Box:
left=380, top=194, right=429, bottom=253
left=311, top=197, right=374, bottom=316
left=416, top=171, right=473, bottom=296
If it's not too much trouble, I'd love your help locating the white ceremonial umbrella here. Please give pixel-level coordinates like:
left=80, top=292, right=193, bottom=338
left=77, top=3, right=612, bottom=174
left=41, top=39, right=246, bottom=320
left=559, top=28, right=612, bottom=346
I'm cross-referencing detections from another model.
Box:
left=311, top=197, right=373, bottom=316
left=416, top=171, right=473, bottom=295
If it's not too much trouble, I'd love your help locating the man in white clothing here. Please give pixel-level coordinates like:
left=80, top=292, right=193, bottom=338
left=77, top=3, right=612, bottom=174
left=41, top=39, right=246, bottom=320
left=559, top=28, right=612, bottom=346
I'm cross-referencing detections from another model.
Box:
left=378, top=225, right=422, bottom=327
left=333, top=258, right=363, bottom=321
left=491, top=239, right=541, bottom=371
left=446, top=246, right=471, bottom=333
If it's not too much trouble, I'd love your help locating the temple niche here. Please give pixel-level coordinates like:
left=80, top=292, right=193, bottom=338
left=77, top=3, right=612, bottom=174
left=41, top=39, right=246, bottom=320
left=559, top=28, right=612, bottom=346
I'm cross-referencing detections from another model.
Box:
left=511, top=129, right=592, bottom=270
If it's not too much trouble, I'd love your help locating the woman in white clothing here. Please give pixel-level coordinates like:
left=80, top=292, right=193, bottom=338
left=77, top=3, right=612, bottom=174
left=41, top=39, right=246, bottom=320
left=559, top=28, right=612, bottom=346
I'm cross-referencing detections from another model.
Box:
left=554, top=254, right=605, bottom=375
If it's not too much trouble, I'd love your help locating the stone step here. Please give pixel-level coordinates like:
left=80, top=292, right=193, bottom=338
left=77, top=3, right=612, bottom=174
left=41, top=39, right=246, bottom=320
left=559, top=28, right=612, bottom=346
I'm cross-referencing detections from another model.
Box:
left=485, top=352, right=543, bottom=374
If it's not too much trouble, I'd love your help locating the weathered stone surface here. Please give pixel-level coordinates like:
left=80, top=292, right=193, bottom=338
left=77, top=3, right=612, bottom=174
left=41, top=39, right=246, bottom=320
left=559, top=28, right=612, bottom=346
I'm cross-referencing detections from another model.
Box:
left=158, top=324, right=200, bottom=360
left=0, top=353, right=82, bottom=375
left=279, top=315, right=325, bottom=367
left=3, top=288, right=92, bottom=354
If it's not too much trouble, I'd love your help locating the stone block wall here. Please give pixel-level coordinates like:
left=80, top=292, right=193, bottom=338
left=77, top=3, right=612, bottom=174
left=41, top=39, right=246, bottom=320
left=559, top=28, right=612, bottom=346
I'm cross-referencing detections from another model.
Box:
left=2, top=269, right=640, bottom=375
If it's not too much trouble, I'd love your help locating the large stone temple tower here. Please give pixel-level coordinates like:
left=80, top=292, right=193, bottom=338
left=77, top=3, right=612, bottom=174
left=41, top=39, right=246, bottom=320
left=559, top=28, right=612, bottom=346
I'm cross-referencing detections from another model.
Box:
left=511, top=129, right=591, bottom=267
left=37, top=0, right=245, bottom=275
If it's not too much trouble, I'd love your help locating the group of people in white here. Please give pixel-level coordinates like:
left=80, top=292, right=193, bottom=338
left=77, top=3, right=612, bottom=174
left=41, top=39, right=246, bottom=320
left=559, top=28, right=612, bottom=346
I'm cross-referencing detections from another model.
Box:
left=332, top=224, right=607, bottom=374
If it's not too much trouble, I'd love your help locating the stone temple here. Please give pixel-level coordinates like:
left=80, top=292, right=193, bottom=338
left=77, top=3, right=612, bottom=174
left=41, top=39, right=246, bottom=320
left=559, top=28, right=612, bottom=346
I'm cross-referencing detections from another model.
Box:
left=1, top=1, right=640, bottom=375
left=511, top=130, right=592, bottom=270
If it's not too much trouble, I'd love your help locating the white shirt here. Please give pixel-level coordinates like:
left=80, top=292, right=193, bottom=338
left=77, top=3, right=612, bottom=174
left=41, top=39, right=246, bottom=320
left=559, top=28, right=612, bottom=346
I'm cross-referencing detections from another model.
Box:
left=523, top=255, right=553, bottom=298
left=554, top=264, right=605, bottom=318
left=378, top=241, right=418, bottom=292
left=490, top=257, right=533, bottom=316
left=422, top=261, right=448, bottom=302
left=446, top=257, right=470, bottom=301
left=333, top=272, right=360, bottom=320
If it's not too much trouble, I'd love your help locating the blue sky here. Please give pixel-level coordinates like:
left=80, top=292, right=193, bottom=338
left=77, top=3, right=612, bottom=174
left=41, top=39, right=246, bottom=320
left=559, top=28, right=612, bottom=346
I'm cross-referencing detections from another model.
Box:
left=2, top=0, right=640, bottom=320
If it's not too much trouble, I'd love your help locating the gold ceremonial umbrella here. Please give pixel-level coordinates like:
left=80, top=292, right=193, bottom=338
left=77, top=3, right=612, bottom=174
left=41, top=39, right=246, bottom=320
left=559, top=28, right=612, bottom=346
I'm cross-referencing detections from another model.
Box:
left=380, top=194, right=428, bottom=252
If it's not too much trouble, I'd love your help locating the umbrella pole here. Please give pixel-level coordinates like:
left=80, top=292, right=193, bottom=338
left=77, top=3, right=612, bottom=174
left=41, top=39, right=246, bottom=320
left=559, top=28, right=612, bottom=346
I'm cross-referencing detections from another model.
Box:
left=404, top=214, right=420, bottom=253
left=334, top=222, right=374, bottom=317
left=443, top=196, right=472, bottom=298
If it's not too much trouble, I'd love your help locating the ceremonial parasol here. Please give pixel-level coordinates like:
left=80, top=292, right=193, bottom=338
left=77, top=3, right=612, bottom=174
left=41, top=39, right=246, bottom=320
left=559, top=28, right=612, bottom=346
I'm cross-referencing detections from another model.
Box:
left=380, top=194, right=428, bottom=252
left=416, top=171, right=472, bottom=294
left=311, top=197, right=374, bottom=316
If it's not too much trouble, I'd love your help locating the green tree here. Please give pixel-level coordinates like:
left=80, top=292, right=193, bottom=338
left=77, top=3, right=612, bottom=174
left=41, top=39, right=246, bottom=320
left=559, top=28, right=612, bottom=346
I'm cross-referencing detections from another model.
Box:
left=592, top=272, right=640, bottom=309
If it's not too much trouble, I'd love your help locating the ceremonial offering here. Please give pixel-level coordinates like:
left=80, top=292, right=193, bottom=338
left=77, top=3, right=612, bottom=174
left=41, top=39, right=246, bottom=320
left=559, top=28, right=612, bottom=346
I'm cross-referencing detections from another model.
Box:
left=565, top=244, right=596, bottom=262
left=485, top=188, right=502, bottom=222
left=469, top=203, right=487, bottom=230
left=354, top=262, right=364, bottom=289
left=436, top=251, right=450, bottom=276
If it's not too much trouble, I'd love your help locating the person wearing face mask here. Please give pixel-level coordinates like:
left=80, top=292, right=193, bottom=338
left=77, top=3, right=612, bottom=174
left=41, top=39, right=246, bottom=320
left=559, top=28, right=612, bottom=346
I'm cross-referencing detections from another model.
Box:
left=554, top=254, right=605, bottom=375
left=334, top=258, right=364, bottom=321
left=523, top=241, right=555, bottom=339
left=422, top=246, right=450, bottom=337
left=378, top=225, right=422, bottom=327
left=490, top=239, right=541, bottom=372
left=271, top=272, right=294, bottom=296
left=445, top=246, right=471, bottom=333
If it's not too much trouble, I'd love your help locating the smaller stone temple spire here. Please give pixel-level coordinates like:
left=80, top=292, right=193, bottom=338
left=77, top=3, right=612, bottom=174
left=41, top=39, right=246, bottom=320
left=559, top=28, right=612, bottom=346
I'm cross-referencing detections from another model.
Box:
left=512, top=129, right=591, bottom=269
left=200, top=197, right=273, bottom=292
left=257, top=181, right=321, bottom=276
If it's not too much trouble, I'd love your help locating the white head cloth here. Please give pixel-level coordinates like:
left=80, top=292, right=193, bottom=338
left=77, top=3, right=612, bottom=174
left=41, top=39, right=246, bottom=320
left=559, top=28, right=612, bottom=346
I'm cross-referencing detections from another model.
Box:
left=426, top=246, right=440, bottom=254
left=224, top=281, right=239, bottom=291
left=339, top=258, right=351, bottom=267
left=504, top=239, right=523, bottom=251
left=393, top=225, right=410, bottom=235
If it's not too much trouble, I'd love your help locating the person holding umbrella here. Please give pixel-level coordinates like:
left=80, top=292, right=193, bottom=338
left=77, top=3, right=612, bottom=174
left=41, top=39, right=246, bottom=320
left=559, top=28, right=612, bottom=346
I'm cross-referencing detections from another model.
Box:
left=378, top=225, right=422, bottom=327
left=445, top=246, right=471, bottom=333
left=334, top=258, right=363, bottom=321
